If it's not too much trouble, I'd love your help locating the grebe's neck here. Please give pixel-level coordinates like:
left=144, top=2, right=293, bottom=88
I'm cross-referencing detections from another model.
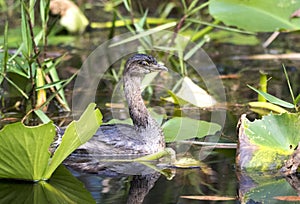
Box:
left=123, top=73, right=150, bottom=130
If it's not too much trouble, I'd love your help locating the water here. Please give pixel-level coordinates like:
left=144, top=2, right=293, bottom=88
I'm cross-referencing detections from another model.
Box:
left=1, top=4, right=300, bottom=203
left=56, top=31, right=300, bottom=203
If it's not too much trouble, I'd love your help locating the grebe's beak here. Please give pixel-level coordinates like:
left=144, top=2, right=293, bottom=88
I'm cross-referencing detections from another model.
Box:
left=149, top=63, right=168, bottom=72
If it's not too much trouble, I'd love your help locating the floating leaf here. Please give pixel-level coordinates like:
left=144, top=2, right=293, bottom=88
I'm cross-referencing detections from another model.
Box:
left=238, top=171, right=298, bottom=203
left=0, top=165, right=95, bottom=203
left=209, top=0, right=300, bottom=32
left=162, top=117, right=221, bottom=142
left=162, top=90, right=188, bottom=105
left=0, top=122, right=55, bottom=181
left=165, top=77, right=216, bottom=108
left=236, top=113, right=300, bottom=171
left=0, top=103, right=102, bottom=181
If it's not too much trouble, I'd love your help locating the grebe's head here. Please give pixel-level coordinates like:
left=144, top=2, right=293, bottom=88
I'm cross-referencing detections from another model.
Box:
left=124, top=54, right=168, bottom=76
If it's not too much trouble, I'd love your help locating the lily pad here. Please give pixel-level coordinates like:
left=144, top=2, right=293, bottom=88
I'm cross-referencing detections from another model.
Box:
left=162, top=117, right=221, bottom=142
left=0, top=103, right=102, bottom=181
left=236, top=113, right=300, bottom=171
left=0, top=122, right=55, bottom=181
left=0, top=165, right=95, bottom=203
left=209, top=0, right=300, bottom=32
left=238, top=171, right=298, bottom=203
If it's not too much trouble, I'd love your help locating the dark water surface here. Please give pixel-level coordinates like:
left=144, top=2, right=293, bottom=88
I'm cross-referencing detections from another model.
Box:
left=1, top=4, right=300, bottom=202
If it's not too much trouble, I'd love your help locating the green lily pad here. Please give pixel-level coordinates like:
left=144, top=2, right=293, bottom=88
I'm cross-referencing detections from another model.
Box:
left=237, top=113, right=300, bottom=171
left=162, top=117, right=221, bottom=142
left=0, top=122, right=55, bottom=181
left=238, top=171, right=298, bottom=203
left=0, top=103, right=102, bottom=181
left=0, top=165, right=95, bottom=203
left=209, top=0, right=300, bottom=32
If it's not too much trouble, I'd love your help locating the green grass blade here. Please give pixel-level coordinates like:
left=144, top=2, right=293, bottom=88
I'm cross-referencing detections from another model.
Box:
left=36, top=80, right=66, bottom=91
left=34, top=109, right=51, bottom=124
left=282, top=64, right=295, bottom=103
left=295, top=94, right=300, bottom=105
left=249, top=102, right=288, bottom=114
left=48, top=65, right=69, bottom=109
left=248, top=85, right=294, bottom=108
left=2, top=22, right=8, bottom=74
left=0, top=72, right=29, bottom=99
left=21, top=1, right=31, bottom=57
left=183, top=36, right=209, bottom=61
left=109, top=22, right=176, bottom=47
left=187, top=18, right=254, bottom=34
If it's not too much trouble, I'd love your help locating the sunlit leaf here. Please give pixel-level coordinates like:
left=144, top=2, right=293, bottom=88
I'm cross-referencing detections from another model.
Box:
left=248, top=85, right=294, bottom=109
left=169, top=77, right=217, bottom=108
left=295, top=93, right=300, bottom=105
left=181, top=195, right=235, bottom=201
left=44, top=103, right=102, bottom=179
left=36, top=68, right=47, bottom=109
left=162, top=90, right=188, bottom=105
left=47, top=60, right=70, bottom=110
left=162, top=117, right=221, bottom=142
left=209, top=0, right=300, bottom=32
left=104, top=118, right=133, bottom=125
left=0, top=122, right=55, bottom=181
left=173, top=158, right=201, bottom=168
left=248, top=102, right=289, bottom=114
left=0, top=103, right=102, bottom=181
left=237, top=113, right=300, bottom=171
left=275, top=196, right=300, bottom=201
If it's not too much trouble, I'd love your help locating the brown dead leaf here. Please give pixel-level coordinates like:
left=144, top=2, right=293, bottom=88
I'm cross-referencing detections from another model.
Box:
left=275, top=196, right=300, bottom=201
left=181, top=195, right=236, bottom=201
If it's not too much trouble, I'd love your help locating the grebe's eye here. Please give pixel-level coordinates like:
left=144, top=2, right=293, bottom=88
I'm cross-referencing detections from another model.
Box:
left=140, top=61, right=149, bottom=66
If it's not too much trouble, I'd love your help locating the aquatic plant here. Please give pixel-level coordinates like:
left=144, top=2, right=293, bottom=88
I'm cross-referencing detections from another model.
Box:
left=0, top=103, right=102, bottom=181
left=0, top=0, right=74, bottom=123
